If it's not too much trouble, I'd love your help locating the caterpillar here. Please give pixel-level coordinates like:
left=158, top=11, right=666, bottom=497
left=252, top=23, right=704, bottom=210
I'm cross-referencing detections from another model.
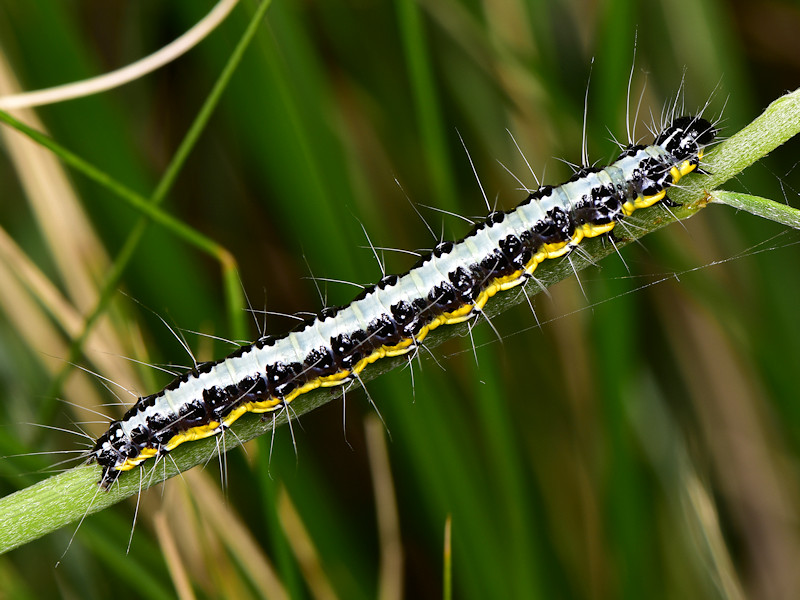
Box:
left=92, top=114, right=717, bottom=487
left=90, top=115, right=715, bottom=489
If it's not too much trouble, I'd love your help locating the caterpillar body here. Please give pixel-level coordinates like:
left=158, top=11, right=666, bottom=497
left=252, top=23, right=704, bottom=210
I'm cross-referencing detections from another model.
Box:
left=91, top=115, right=716, bottom=488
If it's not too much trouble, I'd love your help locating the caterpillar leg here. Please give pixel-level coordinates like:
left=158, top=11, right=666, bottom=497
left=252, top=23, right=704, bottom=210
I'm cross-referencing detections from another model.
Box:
left=660, top=194, right=681, bottom=208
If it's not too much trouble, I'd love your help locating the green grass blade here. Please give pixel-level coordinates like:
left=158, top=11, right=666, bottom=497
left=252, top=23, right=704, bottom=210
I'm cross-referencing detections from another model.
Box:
left=0, top=110, right=226, bottom=258
left=710, top=191, right=800, bottom=230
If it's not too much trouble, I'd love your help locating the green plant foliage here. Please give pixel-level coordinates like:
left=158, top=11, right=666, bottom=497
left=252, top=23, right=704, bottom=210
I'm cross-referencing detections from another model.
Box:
left=0, top=1, right=799, bottom=598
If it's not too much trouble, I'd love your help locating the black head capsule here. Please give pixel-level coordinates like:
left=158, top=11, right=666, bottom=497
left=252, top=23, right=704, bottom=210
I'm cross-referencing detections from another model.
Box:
left=656, top=116, right=716, bottom=161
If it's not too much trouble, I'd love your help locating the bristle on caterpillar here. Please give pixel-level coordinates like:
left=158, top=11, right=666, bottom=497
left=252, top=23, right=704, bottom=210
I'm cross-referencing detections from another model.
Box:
left=90, top=115, right=716, bottom=489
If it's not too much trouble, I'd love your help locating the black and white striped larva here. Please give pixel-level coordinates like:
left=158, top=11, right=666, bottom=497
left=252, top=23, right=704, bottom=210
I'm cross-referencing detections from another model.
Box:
left=91, top=115, right=716, bottom=488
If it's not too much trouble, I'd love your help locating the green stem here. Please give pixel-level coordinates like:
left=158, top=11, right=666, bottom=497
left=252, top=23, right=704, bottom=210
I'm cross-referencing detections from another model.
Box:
left=709, top=191, right=800, bottom=230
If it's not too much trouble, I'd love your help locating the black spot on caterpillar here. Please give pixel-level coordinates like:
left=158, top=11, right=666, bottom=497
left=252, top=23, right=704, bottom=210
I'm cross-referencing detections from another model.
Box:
left=90, top=115, right=716, bottom=488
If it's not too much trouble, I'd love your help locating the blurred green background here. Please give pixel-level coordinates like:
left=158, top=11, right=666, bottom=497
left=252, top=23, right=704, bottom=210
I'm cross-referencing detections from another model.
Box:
left=0, top=0, right=799, bottom=598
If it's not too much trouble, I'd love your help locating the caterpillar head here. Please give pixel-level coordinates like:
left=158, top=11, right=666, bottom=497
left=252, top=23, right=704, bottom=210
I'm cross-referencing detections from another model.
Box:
left=656, top=116, right=716, bottom=162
